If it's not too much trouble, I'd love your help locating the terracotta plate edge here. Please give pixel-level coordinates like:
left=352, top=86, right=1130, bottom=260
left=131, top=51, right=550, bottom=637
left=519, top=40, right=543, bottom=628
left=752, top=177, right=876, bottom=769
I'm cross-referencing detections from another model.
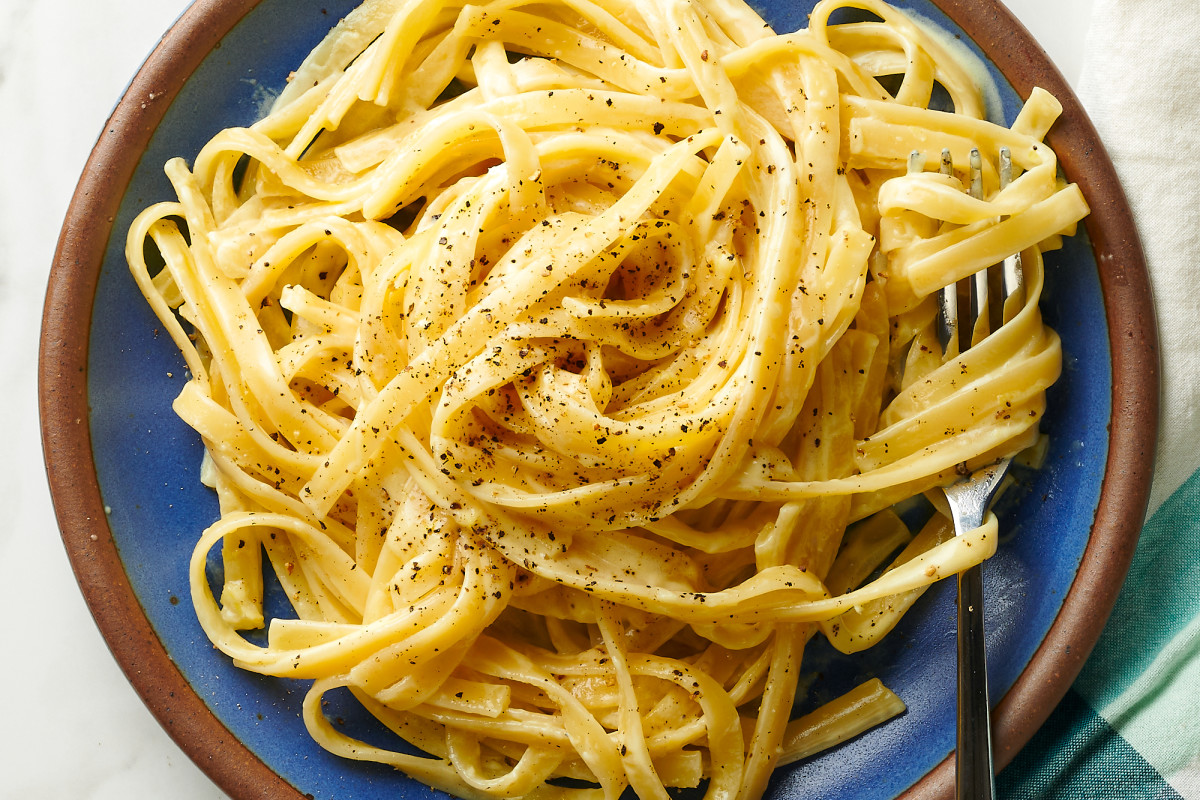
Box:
left=38, top=0, right=303, bottom=797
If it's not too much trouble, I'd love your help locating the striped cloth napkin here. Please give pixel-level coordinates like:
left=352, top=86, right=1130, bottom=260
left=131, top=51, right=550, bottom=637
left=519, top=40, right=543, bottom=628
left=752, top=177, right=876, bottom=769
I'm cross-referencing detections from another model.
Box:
left=999, top=0, right=1200, bottom=796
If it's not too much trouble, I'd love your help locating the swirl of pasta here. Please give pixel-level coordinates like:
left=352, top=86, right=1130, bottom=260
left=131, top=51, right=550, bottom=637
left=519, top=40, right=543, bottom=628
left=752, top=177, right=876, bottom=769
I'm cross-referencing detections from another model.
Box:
left=126, top=0, right=1087, bottom=796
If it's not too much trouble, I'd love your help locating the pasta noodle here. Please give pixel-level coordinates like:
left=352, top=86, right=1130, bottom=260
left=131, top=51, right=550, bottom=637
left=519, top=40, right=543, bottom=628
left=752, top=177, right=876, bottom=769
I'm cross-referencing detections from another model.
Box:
left=126, top=0, right=1087, bottom=796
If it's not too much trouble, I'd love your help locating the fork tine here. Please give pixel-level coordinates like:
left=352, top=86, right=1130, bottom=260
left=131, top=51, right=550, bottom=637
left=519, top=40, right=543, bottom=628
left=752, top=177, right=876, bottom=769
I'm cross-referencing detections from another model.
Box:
left=966, top=149, right=990, bottom=347
left=998, top=147, right=1025, bottom=324
left=936, top=148, right=960, bottom=358
left=908, top=150, right=926, bottom=175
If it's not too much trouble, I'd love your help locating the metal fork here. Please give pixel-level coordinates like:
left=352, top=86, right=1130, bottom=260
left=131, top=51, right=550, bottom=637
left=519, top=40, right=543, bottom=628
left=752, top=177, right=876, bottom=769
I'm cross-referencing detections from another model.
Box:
left=911, top=146, right=1023, bottom=800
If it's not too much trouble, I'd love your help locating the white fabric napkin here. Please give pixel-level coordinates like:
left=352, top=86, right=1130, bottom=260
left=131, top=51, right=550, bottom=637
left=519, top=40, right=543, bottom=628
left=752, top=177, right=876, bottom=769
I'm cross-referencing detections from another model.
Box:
left=1077, top=0, right=1200, bottom=514
left=1052, top=1, right=1200, bottom=796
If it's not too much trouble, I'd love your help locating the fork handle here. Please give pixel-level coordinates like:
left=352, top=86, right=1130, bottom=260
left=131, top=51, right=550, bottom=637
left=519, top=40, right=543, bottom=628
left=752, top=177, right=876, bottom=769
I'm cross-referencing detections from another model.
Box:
left=957, top=563, right=996, bottom=799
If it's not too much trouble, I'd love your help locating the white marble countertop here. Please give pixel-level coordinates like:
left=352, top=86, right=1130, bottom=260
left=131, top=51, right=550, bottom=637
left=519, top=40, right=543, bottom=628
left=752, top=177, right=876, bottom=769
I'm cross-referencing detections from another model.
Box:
left=0, top=1, right=1095, bottom=797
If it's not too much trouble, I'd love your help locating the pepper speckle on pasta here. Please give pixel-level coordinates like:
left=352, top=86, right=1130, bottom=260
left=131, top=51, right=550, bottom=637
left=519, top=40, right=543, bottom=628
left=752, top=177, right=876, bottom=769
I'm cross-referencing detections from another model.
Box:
left=126, top=0, right=1086, bottom=796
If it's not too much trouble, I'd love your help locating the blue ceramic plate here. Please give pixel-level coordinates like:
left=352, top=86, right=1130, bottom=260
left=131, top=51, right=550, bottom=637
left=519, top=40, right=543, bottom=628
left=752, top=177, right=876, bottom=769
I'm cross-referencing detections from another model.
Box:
left=41, top=1, right=1156, bottom=798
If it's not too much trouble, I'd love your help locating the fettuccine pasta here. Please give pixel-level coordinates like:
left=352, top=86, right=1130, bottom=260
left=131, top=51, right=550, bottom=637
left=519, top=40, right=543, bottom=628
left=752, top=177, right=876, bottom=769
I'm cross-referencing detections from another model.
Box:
left=126, top=0, right=1087, bottom=796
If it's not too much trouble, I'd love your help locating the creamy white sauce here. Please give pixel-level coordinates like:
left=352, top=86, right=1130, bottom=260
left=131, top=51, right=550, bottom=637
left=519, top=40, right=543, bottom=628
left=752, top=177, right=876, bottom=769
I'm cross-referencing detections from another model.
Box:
left=910, top=11, right=1006, bottom=124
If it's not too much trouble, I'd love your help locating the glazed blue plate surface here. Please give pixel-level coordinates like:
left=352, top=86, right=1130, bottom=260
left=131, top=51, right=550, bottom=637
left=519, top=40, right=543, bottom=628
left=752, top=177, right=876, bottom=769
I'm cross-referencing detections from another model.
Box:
left=84, top=1, right=1110, bottom=797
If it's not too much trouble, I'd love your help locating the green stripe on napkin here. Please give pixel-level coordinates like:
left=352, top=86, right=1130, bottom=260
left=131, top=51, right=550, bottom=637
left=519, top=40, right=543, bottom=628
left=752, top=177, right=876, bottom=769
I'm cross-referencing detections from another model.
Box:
left=1002, top=465, right=1200, bottom=796
left=1074, top=466, right=1200, bottom=782
left=999, top=689, right=1182, bottom=799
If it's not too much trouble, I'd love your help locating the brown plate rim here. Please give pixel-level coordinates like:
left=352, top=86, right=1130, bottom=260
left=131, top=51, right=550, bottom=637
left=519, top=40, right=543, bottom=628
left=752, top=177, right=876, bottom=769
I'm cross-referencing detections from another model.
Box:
left=40, top=1, right=300, bottom=797
left=39, top=0, right=1158, bottom=798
